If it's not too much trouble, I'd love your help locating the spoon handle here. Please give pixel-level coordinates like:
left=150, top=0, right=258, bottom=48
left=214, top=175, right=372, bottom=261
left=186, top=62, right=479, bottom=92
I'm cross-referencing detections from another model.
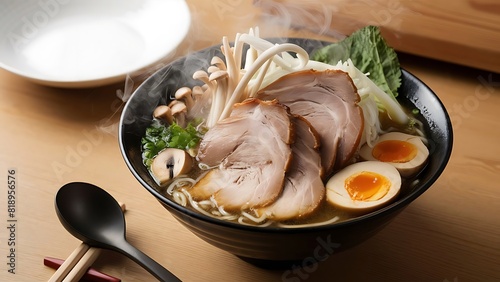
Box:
left=117, top=240, right=181, bottom=282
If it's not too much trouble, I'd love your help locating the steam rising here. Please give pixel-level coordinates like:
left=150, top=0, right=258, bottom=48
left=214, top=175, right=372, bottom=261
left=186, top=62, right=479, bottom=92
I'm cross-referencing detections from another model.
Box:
left=254, top=0, right=344, bottom=39
left=96, top=1, right=349, bottom=137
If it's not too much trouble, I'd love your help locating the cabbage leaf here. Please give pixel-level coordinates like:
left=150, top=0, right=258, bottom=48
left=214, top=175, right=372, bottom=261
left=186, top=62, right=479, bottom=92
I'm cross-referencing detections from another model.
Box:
left=311, top=25, right=401, bottom=98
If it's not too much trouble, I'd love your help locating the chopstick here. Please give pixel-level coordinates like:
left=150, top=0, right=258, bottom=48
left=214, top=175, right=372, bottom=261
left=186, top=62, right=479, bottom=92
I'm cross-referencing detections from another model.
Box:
left=48, top=243, right=90, bottom=282
left=44, top=257, right=121, bottom=282
left=47, top=202, right=126, bottom=282
left=62, top=247, right=102, bottom=282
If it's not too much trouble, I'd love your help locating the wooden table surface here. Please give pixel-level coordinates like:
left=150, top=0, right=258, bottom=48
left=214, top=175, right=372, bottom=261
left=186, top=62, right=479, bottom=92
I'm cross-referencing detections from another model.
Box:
left=1, top=1, right=499, bottom=281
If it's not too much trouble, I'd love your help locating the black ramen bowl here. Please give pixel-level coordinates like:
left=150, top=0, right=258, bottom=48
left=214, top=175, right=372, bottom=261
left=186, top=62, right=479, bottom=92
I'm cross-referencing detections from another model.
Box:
left=119, top=38, right=453, bottom=266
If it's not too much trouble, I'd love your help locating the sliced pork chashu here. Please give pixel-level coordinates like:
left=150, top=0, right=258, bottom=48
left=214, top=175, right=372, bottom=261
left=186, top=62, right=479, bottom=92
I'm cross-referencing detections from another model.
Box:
left=190, top=99, right=294, bottom=211
left=257, top=69, right=364, bottom=176
left=257, top=115, right=325, bottom=221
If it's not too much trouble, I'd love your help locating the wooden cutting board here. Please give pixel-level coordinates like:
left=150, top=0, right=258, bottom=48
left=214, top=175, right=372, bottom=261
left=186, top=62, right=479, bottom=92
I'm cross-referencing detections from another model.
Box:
left=255, top=0, right=500, bottom=73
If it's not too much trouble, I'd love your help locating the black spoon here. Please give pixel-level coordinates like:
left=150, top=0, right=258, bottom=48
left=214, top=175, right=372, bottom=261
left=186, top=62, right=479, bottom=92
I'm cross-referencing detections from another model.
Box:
left=55, top=182, right=180, bottom=282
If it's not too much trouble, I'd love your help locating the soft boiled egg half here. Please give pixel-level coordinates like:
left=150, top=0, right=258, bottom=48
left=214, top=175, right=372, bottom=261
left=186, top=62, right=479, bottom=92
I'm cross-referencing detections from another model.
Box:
left=359, top=132, right=429, bottom=177
left=326, top=161, right=401, bottom=213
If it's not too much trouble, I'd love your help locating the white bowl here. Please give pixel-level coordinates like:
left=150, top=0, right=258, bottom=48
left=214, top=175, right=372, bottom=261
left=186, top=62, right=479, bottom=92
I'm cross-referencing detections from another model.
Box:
left=0, top=0, right=191, bottom=87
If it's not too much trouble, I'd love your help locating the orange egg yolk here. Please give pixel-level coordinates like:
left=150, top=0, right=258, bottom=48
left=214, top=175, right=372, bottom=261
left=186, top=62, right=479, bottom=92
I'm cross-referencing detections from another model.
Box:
left=345, top=171, right=390, bottom=201
left=372, top=140, right=417, bottom=163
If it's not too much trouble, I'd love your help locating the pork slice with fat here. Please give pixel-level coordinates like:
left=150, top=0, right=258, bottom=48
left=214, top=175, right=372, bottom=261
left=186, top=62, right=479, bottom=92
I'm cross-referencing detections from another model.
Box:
left=257, top=115, right=325, bottom=221
left=257, top=69, right=364, bottom=176
left=189, top=99, right=294, bottom=211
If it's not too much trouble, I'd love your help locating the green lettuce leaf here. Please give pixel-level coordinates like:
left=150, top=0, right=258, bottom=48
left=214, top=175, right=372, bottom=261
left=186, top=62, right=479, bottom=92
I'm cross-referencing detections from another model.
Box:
left=311, top=25, right=401, bottom=98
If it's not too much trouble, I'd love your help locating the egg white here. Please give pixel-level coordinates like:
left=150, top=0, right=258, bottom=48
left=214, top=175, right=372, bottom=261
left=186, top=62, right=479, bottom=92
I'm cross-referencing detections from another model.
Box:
left=326, top=161, right=401, bottom=213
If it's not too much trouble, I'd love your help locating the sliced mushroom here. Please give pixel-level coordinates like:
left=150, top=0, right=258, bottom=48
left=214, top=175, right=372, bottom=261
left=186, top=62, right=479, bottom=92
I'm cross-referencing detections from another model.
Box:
left=153, top=105, right=173, bottom=124
left=174, top=87, right=194, bottom=110
left=151, top=148, right=193, bottom=186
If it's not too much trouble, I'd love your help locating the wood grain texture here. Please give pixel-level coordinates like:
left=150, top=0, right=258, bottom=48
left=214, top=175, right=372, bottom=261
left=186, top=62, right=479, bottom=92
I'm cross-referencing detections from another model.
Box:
left=255, top=0, right=500, bottom=73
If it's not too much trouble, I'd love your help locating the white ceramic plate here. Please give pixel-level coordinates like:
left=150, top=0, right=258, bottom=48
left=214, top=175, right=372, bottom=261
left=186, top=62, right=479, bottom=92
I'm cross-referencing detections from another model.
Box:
left=0, top=0, right=191, bottom=87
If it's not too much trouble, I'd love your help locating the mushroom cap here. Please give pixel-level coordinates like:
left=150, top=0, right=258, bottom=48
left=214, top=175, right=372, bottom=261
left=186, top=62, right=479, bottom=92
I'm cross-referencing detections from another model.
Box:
left=193, top=70, right=210, bottom=83
left=207, top=65, right=221, bottom=74
left=211, top=56, right=227, bottom=70
left=209, top=70, right=229, bottom=82
left=153, top=105, right=173, bottom=124
left=174, top=87, right=193, bottom=100
left=168, top=99, right=181, bottom=108
left=192, top=86, right=204, bottom=98
left=193, top=70, right=215, bottom=93
left=175, top=87, right=194, bottom=109
left=170, top=101, right=188, bottom=115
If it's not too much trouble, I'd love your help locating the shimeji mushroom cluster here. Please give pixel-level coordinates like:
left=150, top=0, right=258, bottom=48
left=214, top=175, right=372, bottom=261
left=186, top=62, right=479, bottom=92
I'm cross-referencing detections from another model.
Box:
left=153, top=28, right=311, bottom=128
